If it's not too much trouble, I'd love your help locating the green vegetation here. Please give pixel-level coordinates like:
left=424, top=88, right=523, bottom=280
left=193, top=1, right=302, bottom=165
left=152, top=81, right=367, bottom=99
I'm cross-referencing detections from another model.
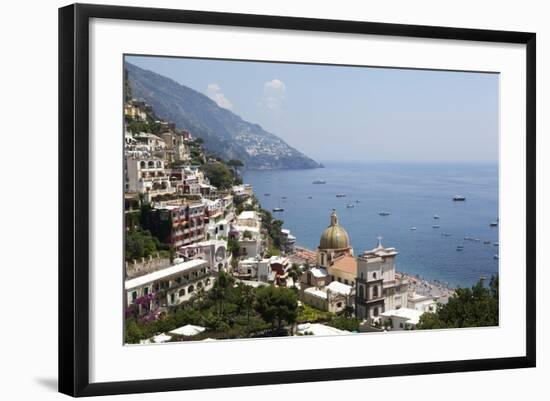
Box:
left=328, top=316, right=361, bottom=332
left=259, top=209, right=284, bottom=254
left=201, top=161, right=235, bottom=189
left=125, top=228, right=171, bottom=261
left=417, top=276, right=499, bottom=329
left=125, top=272, right=299, bottom=343
left=297, top=304, right=334, bottom=323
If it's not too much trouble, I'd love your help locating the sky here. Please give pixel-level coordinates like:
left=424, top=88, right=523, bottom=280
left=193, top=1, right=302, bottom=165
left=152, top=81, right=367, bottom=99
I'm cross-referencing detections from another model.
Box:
left=126, top=55, right=499, bottom=163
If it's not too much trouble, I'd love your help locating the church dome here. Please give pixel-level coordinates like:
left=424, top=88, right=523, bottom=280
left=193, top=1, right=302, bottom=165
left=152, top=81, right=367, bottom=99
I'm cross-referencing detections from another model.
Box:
left=319, top=210, right=350, bottom=250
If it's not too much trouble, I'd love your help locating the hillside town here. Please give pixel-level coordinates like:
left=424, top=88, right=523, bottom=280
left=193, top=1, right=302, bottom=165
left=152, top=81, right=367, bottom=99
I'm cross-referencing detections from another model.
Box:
left=124, top=93, right=495, bottom=344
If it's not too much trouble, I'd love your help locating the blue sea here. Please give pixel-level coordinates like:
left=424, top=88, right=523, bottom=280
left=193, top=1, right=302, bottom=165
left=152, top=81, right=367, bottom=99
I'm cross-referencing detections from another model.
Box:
left=243, top=161, right=499, bottom=288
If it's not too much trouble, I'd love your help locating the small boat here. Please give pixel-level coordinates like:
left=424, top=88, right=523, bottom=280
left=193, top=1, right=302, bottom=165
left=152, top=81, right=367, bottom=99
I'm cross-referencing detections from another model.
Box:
left=456, top=245, right=464, bottom=251
left=282, top=196, right=287, bottom=200
left=490, top=221, right=498, bottom=227
left=473, top=238, right=480, bottom=242
left=312, top=180, right=326, bottom=184
left=379, top=211, right=390, bottom=216
left=432, top=224, right=440, bottom=229
left=355, top=200, right=361, bottom=203
left=483, top=240, right=491, bottom=244
left=272, top=207, right=284, bottom=212
left=410, top=227, right=417, bottom=231
left=493, top=242, right=499, bottom=247
left=307, top=196, right=313, bottom=199
left=464, top=236, right=473, bottom=241
left=433, top=215, right=440, bottom=219
left=264, top=193, right=271, bottom=196
left=453, top=195, right=466, bottom=201
left=336, top=194, right=346, bottom=198
left=493, top=254, right=499, bottom=260
left=346, top=204, right=355, bottom=208
left=442, top=232, right=451, bottom=237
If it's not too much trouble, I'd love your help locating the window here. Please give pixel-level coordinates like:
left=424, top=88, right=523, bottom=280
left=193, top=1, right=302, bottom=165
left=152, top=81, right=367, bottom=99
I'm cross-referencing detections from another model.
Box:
left=179, top=288, right=186, bottom=297
left=373, top=285, right=379, bottom=298
left=140, top=161, right=146, bottom=169
left=373, top=272, right=377, bottom=279
left=170, top=293, right=175, bottom=304
left=373, top=307, right=379, bottom=317
left=359, top=286, right=364, bottom=299
left=206, top=279, right=211, bottom=286
left=197, top=281, right=203, bottom=289
left=143, top=287, right=149, bottom=295
left=400, top=322, right=404, bottom=328
left=131, top=291, right=137, bottom=301
left=188, top=285, right=194, bottom=293
left=336, top=302, right=342, bottom=308
left=360, top=272, right=364, bottom=279
left=344, top=279, right=349, bottom=285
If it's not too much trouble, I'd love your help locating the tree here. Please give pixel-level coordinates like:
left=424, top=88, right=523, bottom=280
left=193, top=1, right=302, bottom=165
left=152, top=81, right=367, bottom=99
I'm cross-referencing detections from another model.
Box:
left=255, top=286, right=298, bottom=332
left=201, top=162, right=234, bottom=189
left=417, top=275, right=499, bottom=329
left=211, top=271, right=235, bottom=317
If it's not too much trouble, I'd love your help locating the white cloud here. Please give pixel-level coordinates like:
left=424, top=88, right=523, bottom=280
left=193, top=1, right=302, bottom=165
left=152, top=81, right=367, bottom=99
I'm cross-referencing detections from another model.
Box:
left=206, top=83, right=233, bottom=110
left=261, top=79, right=286, bottom=110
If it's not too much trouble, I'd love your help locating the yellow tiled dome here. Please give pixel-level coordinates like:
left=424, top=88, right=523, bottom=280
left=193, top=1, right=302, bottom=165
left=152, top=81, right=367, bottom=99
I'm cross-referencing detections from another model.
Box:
left=319, top=211, right=350, bottom=250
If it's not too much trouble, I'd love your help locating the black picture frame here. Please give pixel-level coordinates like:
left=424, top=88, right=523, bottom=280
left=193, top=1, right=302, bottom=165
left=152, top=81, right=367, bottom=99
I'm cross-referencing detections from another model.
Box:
left=59, top=3, right=536, bottom=397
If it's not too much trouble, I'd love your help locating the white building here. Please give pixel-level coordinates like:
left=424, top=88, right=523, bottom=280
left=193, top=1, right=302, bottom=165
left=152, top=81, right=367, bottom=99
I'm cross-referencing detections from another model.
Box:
left=125, top=157, right=175, bottom=199
left=236, top=210, right=261, bottom=229
left=380, top=307, right=424, bottom=330
left=407, top=292, right=438, bottom=313
left=125, top=258, right=215, bottom=310
left=302, top=280, right=354, bottom=313
left=355, top=237, right=409, bottom=322
left=236, top=257, right=272, bottom=281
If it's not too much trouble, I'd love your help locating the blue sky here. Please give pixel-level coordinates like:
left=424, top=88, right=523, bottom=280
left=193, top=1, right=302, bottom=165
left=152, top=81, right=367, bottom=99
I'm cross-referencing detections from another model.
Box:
left=126, top=55, right=499, bottom=163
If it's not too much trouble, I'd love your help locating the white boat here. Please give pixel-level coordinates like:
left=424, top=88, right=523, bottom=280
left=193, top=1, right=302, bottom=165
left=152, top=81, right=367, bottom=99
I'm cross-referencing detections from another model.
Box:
left=493, top=254, right=499, bottom=260
left=346, top=204, right=355, bottom=208
left=442, top=232, right=451, bottom=237
left=456, top=245, right=464, bottom=251
left=336, top=194, right=346, bottom=198
left=490, top=221, right=498, bottom=227
left=410, top=227, right=417, bottom=231
left=378, top=211, right=390, bottom=216
left=433, top=214, right=440, bottom=219
left=432, top=224, right=440, bottom=229
left=453, top=195, right=466, bottom=201
left=312, top=180, right=326, bottom=184
left=272, top=207, right=284, bottom=212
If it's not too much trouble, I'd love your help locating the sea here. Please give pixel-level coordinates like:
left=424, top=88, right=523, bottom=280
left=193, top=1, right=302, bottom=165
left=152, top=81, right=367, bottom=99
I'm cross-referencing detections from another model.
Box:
left=243, top=161, right=499, bottom=289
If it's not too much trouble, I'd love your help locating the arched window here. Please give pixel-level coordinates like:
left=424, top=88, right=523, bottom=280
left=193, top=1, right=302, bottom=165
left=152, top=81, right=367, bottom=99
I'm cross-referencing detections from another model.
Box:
left=206, top=279, right=211, bottom=286
left=179, top=289, right=186, bottom=297
left=140, top=161, right=146, bottom=169
left=148, top=161, right=155, bottom=168
left=197, top=281, right=203, bottom=289
left=156, top=161, right=162, bottom=168
left=373, top=285, right=378, bottom=298
left=188, top=285, right=194, bottom=293
left=373, top=307, right=379, bottom=317
left=373, top=272, right=377, bottom=279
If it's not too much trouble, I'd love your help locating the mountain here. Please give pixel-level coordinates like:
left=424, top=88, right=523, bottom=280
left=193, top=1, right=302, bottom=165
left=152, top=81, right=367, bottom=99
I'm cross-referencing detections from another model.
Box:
left=125, top=62, right=321, bottom=170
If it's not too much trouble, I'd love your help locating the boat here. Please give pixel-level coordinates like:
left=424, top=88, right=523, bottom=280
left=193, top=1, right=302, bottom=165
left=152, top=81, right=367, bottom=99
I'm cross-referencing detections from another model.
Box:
left=493, top=242, right=499, bottom=247
left=490, top=221, right=498, bottom=227
left=307, top=196, right=313, bottom=199
left=442, top=232, right=451, bottom=237
left=464, top=236, right=473, bottom=241
left=433, top=214, right=440, bottom=219
left=493, top=254, right=499, bottom=260
left=355, top=200, right=361, bottom=203
left=281, top=196, right=287, bottom=200
left=483, top=240, right=491, bottom=244
left=456, top=245, right=464, bottom=251
left=346, top=204, right=355, bottom=208
left=336, top=194, right=346, bottom=198
left=378, top=211, right=390, bottom=216
left=453, top=195, right=466, bottom=201
left=272, top=207, right=284, bottom=212
left=432, top=224, right=440, bottom=229
left=264, top=193, right=271, bottom=196
left=410, top=227, right=417, bottom=231
left=312, top=180, right=326, bottom=184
